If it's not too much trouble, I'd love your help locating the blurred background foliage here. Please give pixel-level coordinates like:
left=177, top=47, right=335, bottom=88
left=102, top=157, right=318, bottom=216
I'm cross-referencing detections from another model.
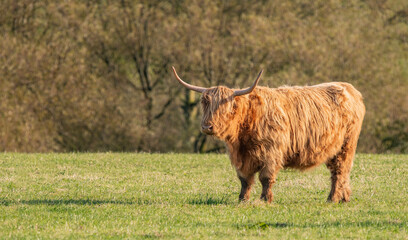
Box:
left=0, top=0, right=407, bottom=153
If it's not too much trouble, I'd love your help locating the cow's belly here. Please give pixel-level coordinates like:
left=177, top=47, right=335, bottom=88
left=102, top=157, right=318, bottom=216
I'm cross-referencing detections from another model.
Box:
left=283, top=132, right=345, bottom=170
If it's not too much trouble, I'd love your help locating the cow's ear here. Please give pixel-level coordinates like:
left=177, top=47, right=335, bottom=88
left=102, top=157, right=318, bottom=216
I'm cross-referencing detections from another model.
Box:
left=249, top=94, right=263, bottom=106
left=233, top=102, right=238, bottom=112
left=232, top=96, right=241, bottom=110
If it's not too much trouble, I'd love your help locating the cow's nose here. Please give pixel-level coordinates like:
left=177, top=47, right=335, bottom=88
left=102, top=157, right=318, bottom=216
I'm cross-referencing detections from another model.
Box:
left=201, top=125, right=214, bottom=134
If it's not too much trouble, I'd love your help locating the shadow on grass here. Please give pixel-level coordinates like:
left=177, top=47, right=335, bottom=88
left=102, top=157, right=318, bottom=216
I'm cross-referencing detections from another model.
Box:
left=188, top=194, right=232, bottom=205
left=0, top=198, right=153, bottom=206
left=1, top=194, right=235, bottom=206
left=242, top=222, right=293, bottom=230
left=239, top=220, right=405, bottom=230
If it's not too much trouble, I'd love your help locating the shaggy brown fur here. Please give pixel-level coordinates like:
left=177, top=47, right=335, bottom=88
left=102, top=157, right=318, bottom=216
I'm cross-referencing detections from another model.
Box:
left=199, top=82, right=365, bottom=203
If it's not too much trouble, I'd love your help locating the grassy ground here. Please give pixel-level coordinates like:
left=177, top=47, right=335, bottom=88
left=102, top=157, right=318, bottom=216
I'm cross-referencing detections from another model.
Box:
left=0, top=153, right=407, bottom=239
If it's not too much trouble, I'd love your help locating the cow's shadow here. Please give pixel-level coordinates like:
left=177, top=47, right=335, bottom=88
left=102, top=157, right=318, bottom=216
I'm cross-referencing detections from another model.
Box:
left=0, top=196, right=232, bottom=206
left=1, top=194, right=234, bottom=206
left=0, top=198, right=151, bottom=206
left=238, top=220, right=405, bottom=229
left=187, top=194, right=233, bottom=205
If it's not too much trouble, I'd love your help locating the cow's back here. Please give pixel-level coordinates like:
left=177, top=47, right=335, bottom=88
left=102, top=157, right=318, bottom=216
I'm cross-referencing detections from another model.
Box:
left=253, top=82, right=364, bottom=170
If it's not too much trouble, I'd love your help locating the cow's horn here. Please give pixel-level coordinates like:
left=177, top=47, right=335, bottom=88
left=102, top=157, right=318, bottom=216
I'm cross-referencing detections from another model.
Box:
left=172, top=66, right=207, bottom=93
left=233, top=70, right=263, bottom=96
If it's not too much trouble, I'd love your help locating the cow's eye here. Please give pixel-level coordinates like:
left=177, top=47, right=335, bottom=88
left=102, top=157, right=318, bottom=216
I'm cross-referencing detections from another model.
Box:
left=202, top=96, right=210, bottom=104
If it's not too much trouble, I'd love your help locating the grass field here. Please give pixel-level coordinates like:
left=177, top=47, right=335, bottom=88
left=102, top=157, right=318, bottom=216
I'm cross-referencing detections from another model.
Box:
left=0, top=153, right=407, bottom=239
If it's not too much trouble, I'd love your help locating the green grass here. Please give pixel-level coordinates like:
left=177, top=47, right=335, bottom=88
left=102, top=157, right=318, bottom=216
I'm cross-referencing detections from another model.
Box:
left=0, top=153, right=407, bottom=239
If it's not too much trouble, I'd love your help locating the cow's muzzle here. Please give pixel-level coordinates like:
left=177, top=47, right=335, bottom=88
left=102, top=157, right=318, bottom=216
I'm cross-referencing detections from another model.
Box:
left=201, top=125, right=214, bottom=135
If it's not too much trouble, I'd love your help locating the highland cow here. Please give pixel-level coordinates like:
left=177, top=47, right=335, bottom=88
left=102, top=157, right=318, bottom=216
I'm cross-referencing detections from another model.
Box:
left=172, top=67, right=365, bottom=203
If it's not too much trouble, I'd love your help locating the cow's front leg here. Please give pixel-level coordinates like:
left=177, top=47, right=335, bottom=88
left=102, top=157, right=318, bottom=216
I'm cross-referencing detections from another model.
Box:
left=259, top=166, right=280, bottom=203
left=238, top=174, right=254, bottom=202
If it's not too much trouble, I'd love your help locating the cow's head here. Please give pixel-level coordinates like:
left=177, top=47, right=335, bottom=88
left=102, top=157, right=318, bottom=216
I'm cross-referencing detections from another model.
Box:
left=172, top=67, right=263, bottom=141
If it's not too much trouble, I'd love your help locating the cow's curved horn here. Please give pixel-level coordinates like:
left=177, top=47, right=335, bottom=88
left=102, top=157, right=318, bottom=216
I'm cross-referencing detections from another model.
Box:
left=233, top=70, right=263, bottom=96
left=172, top=66, right=207, bottom=93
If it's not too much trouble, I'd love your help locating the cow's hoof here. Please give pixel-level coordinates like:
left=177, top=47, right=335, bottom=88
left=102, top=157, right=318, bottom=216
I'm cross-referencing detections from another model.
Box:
left=260, top=194, right=273, bottom=203
left=327, top=189, right=351, bottom=203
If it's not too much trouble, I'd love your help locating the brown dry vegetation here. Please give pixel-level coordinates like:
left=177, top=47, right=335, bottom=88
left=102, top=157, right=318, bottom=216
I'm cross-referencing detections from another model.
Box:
left=0, top=0, right=407, bottom=153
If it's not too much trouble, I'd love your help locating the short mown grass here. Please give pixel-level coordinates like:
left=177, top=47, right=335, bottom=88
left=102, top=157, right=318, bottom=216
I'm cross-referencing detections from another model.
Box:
left=0, top=153, right=407, bottom=239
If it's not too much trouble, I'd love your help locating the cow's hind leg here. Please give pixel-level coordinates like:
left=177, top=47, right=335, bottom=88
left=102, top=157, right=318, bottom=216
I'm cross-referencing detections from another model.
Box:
left=259, top=166, right=280, bottom=203
left=238, top=174, right=254, bottom=202
left=326, top=136, right=358, bottom=203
